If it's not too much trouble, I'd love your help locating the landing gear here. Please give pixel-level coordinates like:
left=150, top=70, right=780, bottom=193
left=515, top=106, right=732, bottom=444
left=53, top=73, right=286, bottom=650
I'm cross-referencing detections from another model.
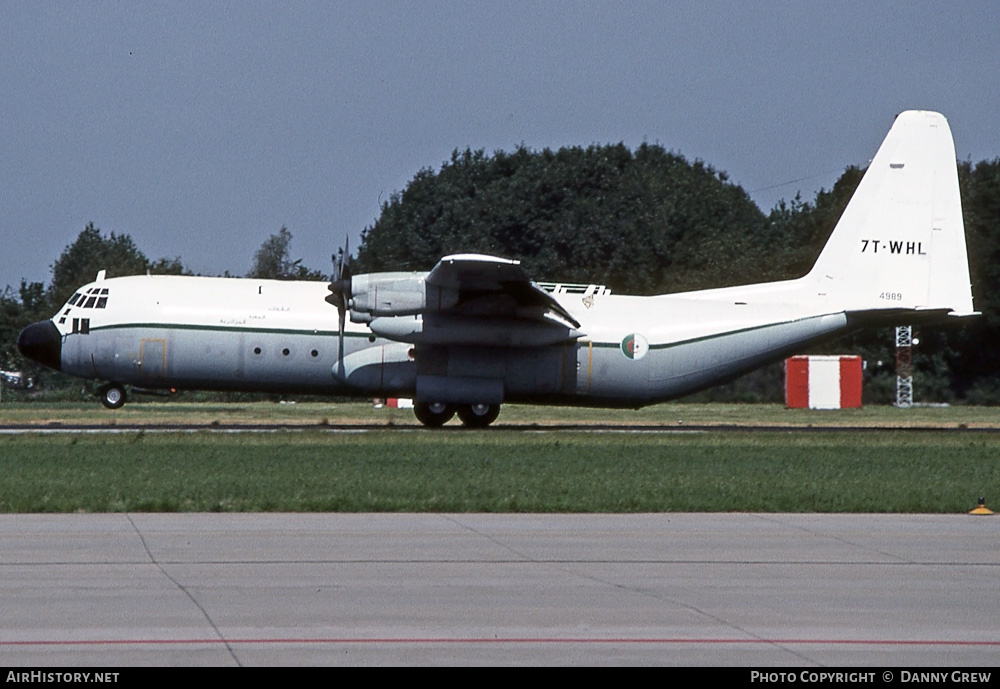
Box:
left=413, top=402, right=502, bottom=428
left=98, top=383, right=127, bottom=410
left=413, top=401, right=455, bottom=427
left=456, top=403, right=501, bottom=428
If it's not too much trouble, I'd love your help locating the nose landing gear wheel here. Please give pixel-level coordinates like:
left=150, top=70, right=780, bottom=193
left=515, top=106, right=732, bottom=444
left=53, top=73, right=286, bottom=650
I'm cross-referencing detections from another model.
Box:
left=98, top=383, right=127, bottom=409
left=457, top=403, right=501, bottom=428
left=413, top=402, right=455, bottom=427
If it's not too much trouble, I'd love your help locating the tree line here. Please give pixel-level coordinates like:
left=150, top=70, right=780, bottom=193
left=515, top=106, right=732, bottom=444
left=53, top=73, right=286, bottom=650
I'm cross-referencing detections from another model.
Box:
left=3, top=143, right=999, bottom=404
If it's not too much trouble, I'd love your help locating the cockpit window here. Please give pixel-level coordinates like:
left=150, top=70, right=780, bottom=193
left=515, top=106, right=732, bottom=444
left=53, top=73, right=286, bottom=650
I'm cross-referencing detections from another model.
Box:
left=67, top=289, right=111, bottom=310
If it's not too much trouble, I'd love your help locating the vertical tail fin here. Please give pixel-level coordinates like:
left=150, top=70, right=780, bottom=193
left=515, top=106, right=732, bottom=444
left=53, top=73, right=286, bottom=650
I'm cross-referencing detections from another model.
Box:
left=807, top=111, right=976, bottom=318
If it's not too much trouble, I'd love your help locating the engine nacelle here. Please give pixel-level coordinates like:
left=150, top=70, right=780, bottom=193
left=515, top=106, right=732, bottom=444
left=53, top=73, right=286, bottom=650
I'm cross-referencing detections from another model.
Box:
left=349, top=272, right=459, bottom=317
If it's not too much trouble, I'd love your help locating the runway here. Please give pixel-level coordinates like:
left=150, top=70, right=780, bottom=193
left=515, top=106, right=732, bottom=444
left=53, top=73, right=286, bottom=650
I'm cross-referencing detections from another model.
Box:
left=3, top=421, right=999, bottom=434
left=1, top=513, right=997, bottom=666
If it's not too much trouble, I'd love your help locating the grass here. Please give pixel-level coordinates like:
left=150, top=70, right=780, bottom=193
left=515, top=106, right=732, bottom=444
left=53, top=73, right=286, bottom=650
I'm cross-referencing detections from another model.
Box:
left=1, top=425, right=997, bottom=513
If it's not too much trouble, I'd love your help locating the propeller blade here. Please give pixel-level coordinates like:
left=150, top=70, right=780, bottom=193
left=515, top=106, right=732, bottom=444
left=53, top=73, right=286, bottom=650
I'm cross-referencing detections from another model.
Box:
left=336, top=302, right=346, bottom=380
left=327, top=235, right=353, bottom=380
left=340, top=236, right=351, bottom=282
left=326, top=235, right=353, bottom=315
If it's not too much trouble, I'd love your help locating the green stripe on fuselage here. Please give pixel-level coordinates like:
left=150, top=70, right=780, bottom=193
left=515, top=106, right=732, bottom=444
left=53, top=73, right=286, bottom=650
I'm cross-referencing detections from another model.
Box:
left=87, top=322, right=370, bottom=339
left=588, top=315, right=833, bottom=350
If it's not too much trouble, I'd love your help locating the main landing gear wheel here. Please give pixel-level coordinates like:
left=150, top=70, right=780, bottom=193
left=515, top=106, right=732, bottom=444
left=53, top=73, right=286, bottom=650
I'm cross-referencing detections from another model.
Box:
left=413, top=402, right=455, bottom=427
left=457, top=403, right=501, bottom=428
left=98, top=383, right=127, bottom=410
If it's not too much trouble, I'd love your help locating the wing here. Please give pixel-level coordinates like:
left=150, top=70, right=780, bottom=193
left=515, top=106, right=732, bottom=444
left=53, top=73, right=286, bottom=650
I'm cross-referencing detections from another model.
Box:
left=426, top=254, right=581, bottom=329
left=354, top=253, right=584, bottom=347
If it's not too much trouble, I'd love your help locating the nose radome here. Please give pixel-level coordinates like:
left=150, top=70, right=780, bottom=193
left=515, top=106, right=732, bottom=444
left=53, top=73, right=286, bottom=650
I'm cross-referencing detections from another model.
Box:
left=16, top=320, right=62, bottom=371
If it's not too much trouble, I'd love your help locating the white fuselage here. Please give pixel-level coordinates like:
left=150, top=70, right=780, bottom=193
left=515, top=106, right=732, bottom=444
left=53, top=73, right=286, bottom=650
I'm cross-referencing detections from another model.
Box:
left=48, top=273, right=849, bottom=406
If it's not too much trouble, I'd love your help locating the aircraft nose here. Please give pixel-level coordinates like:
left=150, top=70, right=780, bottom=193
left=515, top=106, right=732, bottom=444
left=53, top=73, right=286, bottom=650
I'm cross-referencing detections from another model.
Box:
left=16, top=320, right=62, bottom=371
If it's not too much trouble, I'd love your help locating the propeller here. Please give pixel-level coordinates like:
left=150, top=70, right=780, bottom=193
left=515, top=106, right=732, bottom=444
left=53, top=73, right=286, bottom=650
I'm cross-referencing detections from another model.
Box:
left=326, top=237, right=352, bottom=378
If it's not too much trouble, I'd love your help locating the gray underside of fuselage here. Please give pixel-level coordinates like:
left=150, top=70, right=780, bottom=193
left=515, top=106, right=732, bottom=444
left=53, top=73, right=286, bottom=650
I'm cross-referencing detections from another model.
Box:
left=59, top=312, right=850, bottom=406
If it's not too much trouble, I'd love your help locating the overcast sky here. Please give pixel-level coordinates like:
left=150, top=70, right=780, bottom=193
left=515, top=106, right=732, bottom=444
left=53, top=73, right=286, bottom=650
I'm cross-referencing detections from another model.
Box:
left=3, top=1, right=998, bottom=289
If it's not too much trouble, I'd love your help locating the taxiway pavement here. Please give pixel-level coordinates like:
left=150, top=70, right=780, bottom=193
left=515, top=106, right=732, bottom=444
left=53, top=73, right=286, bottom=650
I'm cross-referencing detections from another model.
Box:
left=1, top=513, right=997, bottom=666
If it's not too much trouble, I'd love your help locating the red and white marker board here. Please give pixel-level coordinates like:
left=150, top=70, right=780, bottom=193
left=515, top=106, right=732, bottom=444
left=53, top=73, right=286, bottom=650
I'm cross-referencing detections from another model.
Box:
left=785, top=356, right=862, bottom=409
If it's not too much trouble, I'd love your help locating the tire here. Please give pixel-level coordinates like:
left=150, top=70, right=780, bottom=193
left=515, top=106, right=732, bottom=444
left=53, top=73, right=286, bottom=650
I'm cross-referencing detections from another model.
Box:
left=456, top=403, right=501, bottom=428
left=413, top=401, right=455, bottom=427
left=98, top=383, right=127, bottom=410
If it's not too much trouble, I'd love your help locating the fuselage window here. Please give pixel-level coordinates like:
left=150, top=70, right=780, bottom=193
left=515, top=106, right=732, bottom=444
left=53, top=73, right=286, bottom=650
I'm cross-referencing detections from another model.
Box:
left=253, top=347, right=262, bottom=355
left=310, top=350, right=319, bottom=358
left=282, top=348, right=290, bottom=356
